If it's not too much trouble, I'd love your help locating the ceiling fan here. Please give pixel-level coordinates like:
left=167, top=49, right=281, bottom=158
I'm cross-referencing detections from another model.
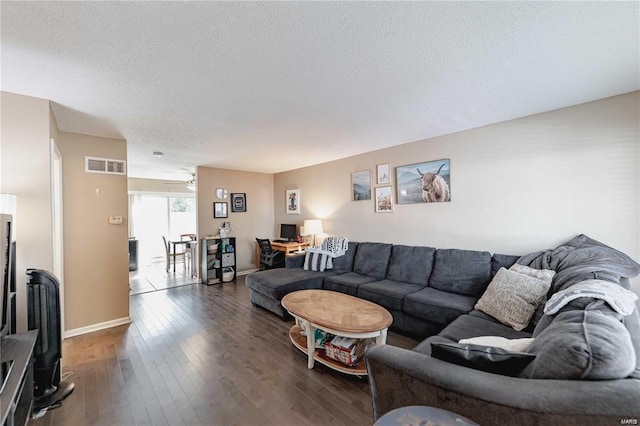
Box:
left=163, top=173, right=196, bottom=191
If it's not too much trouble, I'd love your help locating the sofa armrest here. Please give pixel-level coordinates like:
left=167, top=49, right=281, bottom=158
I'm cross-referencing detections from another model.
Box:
left=366, top=345, right=640, bottom=424
left=285, top=253, right=305, bottom=269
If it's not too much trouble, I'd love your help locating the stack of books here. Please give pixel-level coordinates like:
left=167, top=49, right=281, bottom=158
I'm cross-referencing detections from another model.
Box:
left=325, top=336, right=365, bottom=367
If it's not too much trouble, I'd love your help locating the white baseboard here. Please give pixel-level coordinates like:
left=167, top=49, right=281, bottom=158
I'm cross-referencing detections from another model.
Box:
left=237, top=268, right=258, bottom=276
left=64, top=316, right=132, bottom=339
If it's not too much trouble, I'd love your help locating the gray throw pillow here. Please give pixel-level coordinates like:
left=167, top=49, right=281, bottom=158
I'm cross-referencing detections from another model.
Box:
left=520, top=308, right=636, bottom=380
left=475, top=267, right=551, bottom=331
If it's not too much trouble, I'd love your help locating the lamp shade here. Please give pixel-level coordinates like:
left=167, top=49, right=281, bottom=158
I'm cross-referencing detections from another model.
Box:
left=303, top=219, right=323, bottom=235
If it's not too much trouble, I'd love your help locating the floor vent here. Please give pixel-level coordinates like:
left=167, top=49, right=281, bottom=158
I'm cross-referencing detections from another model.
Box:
left=85, top=157, right=126, bottom=175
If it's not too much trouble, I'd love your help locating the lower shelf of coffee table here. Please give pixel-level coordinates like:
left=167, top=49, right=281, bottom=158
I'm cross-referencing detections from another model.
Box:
left=288, top=324, right=368, bottom=376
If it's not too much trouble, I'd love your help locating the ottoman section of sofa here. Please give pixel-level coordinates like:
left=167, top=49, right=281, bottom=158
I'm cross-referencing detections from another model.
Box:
left=246, top=268, right=337, bottom=318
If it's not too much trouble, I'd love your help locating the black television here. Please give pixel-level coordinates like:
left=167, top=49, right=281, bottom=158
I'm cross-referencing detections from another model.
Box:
left=280, top=224, right=297, bottom=242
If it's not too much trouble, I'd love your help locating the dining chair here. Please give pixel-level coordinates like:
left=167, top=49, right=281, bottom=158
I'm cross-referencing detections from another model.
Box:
left=163, top=236, right=187, bottom=272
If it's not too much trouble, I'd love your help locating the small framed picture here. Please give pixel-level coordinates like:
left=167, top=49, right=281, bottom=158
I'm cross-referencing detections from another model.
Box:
left=213, top=202, right=228, bottom=218
left=231, top=193, right=246, bottom=212
left=375, top=186, right=393, bottom=213
left=286, top=189, right=300, bottom=214
left=351, top=170, right=372, bottom=201
left=377, top=163, right=390, bottom=184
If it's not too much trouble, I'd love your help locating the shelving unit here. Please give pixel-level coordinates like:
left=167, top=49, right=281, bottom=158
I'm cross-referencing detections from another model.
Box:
left=201, top=237, right=236, bottom=285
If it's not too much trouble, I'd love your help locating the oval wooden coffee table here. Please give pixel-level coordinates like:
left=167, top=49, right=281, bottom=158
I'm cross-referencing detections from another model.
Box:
left=281, top=289, right=393, bottom=376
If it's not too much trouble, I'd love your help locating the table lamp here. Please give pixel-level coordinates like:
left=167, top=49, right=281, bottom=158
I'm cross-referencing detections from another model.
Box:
left=303, top=219, right=323, bottom=247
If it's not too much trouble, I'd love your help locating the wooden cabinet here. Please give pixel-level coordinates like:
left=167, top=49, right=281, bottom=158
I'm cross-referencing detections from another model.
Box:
left=201, top=237, right=236, bottom=285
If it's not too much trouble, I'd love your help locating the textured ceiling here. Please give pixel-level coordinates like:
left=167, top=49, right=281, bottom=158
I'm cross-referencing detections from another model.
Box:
left=2, top=2, right=638, bottom=180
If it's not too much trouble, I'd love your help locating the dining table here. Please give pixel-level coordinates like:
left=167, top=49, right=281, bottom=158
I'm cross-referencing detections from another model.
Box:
left=169, top=240, right=190, bottom=272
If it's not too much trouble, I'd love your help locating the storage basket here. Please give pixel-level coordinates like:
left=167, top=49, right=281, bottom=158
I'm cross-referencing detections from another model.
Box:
left=222, top=267, right=234, bottom=282
left=325, top=336, right=365, bottom=367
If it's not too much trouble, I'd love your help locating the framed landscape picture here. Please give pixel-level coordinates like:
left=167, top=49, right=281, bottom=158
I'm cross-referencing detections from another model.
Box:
left=396, top=159, right=451, bottom=204
left=286, top=189, right=300, bottom=214
left=231, top=193, right=246, bottom=212
left=351, top=170, right=372, bottom=201
left=375, top=186, right=393, bottom=213
left=377, top=163, right=390, bottom=184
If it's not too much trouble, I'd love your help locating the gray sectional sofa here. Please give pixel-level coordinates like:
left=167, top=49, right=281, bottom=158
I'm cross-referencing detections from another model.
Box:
left=246, top=241, right=510, bottom=339
left=245, top=236, right=640, bottom=424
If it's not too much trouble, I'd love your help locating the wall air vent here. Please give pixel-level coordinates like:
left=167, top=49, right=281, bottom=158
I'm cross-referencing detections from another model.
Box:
left=85, top=157, right=126, bottom=175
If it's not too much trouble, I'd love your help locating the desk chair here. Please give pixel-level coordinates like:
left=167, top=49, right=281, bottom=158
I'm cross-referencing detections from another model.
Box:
left=163, top=236, right=187, bottom=272
left=256, top=238, right=285, bottom=270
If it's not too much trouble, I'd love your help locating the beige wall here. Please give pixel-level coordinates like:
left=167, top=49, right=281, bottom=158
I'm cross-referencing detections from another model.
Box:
left=0, top=91, right=54, bottom=332
left=196, top=166, right=274, bottom=272
left=128, top=177, right=193, bottom=194
left=56, top=131, right=130, bottom=331
left=275, top=92, right=640, bottom=292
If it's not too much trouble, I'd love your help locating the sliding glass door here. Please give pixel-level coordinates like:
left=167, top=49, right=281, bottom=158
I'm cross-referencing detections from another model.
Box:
left=130, top=194, right=196, bottom=266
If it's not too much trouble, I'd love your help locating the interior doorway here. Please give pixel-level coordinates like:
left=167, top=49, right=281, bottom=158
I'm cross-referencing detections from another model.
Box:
left=129, top=193, right=196, bottom=267
left=50, top=139, right=65, bottom=337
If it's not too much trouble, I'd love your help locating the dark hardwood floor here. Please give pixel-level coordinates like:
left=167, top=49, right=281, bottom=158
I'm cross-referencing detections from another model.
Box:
left=33, top=276, right=416, bottom=426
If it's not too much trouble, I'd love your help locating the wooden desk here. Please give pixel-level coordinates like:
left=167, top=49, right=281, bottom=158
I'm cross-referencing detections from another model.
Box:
left=270, top=241, right=308, bottom=256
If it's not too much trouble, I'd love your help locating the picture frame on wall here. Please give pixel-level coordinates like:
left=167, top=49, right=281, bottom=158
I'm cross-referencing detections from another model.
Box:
left=231, top=193, right=246, bottom=212
left=286, top=189, right=300, bottom=214
left=377, top=163, right=390, bottom=184
left=351, top=170, right=372, bottom=201
left=213, top=202, right=228, bottom=218
left=375, top=186, right=393, bottom=213
left=396, top=158, right=451, bottom=204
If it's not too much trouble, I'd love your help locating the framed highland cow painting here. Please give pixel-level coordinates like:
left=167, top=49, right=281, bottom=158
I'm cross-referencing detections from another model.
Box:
left=396, top=159, right=450, bottom=204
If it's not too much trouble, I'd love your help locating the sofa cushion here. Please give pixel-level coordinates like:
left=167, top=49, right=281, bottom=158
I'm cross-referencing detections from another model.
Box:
left=323, top=272, right=380, bottom=296
left=285, top=253, right=306, bottom=268
left=431, top=342, right=535, bottom=377
left=357, top=280, right=423, bottom=311
left=429, top=249, right=492, bottom=296
left=625, top=308, right=640, bottom=379
left=439, top=313, right=532, bottom=342
left=403, top=287, right=476, bottom=325
left=475, top=267, right=551, bottom=331
left=246, top=268, right=336, bottom=300
left=520, top=306, right=636, bottom=380
left=331, top=241, right=359, bottom=273
left=412, top=335, right=453, bottom=356
left=353, top=242, right=392, bottom=280
left=491, top=253, right=520, bottom=278
left=386, top=245, right=435, bottom=286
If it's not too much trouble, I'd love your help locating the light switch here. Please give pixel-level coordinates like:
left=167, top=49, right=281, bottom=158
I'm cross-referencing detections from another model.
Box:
left=108, top=215, right=123, bottom=225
